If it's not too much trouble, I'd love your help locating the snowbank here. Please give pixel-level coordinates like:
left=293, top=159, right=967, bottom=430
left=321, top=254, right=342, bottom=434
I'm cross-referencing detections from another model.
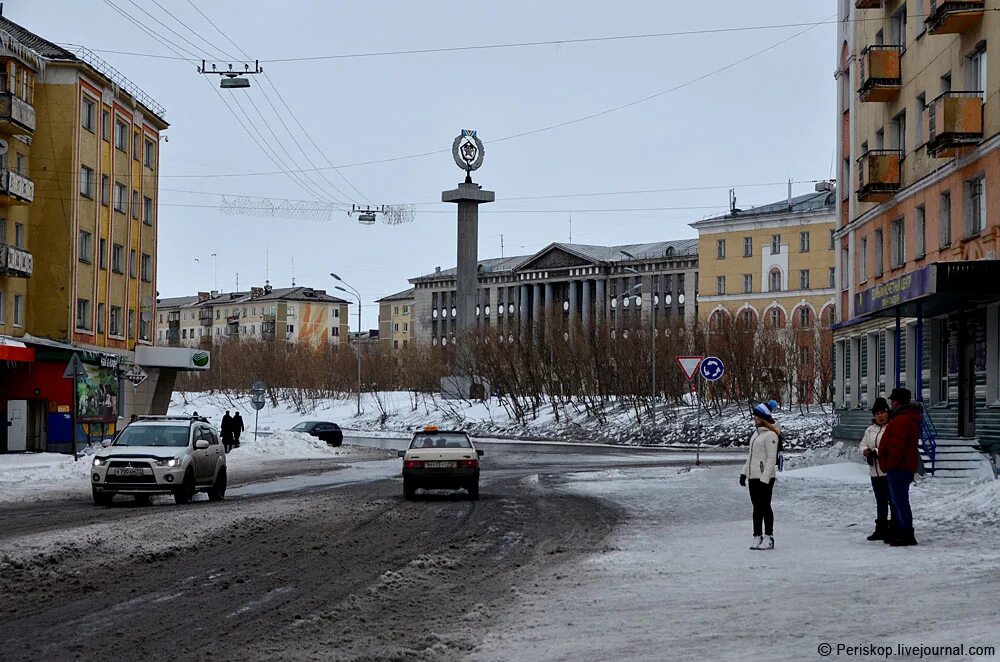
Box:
left=0, top=451, right=95, bottom=503
left=226, top=431, right=349, bottom=461
left=782, top=461, right=871, bottom=484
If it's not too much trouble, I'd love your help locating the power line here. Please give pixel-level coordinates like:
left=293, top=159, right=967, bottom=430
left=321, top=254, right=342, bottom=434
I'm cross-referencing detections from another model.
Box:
left=122, top=0, right=212, bottom=59
left=148, top=0, right=236, bottom=60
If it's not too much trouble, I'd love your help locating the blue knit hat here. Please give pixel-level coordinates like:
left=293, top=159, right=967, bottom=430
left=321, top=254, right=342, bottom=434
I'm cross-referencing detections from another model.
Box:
left=752, top=403, right=775, bottom=423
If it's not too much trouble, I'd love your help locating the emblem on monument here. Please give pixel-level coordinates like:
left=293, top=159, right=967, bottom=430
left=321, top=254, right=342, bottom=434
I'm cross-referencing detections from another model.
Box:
left=452, top=129, right=485, bottom=179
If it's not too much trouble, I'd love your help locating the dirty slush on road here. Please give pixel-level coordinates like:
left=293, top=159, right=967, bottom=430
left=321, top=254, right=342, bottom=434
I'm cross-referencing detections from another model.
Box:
left=1, top=477, right=620, bottom=661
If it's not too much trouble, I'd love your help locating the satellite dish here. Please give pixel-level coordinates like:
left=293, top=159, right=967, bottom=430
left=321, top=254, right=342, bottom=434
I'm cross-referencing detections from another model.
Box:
left=142, top=295, right=153, bottom=308
left=0, top=138, right=8, bottom=156
left=140, top=311, right=152, bottom=322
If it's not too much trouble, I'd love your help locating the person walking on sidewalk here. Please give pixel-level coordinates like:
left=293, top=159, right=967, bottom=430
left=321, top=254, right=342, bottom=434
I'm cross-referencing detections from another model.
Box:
left=233, top=412, right=245, bottom=448
left=740, top=403, right=780, bottom=550
left=860, top=397, right=893, bottom=541
left=221, top=410, right=235, bottom=453
left=878, top=388, right=922, bottom=547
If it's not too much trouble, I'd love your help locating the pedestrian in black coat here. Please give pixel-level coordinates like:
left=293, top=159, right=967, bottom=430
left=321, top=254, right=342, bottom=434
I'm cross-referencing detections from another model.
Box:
left=221, top=411, right=234, bottom=453
left=233, top=412, right=245, bottom=447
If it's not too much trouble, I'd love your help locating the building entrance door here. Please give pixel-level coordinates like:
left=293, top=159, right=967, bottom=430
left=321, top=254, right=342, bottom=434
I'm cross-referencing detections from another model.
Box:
left=6, top=400, right=28, bottom=452
left=957, top=316, right=978, bottom=438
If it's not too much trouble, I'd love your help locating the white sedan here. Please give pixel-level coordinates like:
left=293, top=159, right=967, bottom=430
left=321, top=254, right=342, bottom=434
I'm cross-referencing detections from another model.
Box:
left=398, top=427, right=483, bottom=500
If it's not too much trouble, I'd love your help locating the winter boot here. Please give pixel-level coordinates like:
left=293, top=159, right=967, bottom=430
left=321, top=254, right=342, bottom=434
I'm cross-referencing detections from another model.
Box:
left=882, top=521, right=897, bottom=545
left=867, top=520, right=887, bottom=541
left=764, top=535, right=775, bottom=550
left=750, top=536, right=764, bottom=550
left=890, top=528, right=918, bottom=547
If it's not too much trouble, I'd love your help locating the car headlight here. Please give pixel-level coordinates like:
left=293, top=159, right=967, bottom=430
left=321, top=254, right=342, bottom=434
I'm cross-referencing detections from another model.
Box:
left=93, top=457, right=107, bottom=467
left=167, top=458, right=182, bottom=467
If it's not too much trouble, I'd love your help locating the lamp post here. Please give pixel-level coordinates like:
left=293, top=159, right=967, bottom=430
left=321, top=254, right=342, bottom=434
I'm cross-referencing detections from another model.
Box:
left=331, top=273, right=363, bottom=417
left=621, top=251, right=656, bottom=425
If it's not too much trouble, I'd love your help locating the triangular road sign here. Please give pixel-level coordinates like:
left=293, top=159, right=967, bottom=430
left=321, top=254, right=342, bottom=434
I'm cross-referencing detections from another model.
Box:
left=676, top=356, right=704, bottom=382
left=62, top=353, right=86, bottom=379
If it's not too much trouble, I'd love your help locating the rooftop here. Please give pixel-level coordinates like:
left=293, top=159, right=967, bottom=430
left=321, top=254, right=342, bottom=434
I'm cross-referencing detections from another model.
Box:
left=157, top=287, right=349, bottom=308
left=376, top=287, right=416, bottom=303
left=691, top=190, right=836, bottom=228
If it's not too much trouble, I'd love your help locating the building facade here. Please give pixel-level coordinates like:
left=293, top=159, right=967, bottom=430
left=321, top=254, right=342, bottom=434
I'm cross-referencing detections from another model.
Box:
left=691, top=190, right=838, bottom=332
left=834, top=0, right=1000, bottom=449
left=409, top=240, right=699, bottom=346
left=376, top=287, right=414, bottom=350
left=156, top=286, right=350, bottom=348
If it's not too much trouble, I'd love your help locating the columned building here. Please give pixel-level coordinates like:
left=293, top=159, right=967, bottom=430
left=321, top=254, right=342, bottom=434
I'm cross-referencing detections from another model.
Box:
left=409, top=240, right=699, bottom=346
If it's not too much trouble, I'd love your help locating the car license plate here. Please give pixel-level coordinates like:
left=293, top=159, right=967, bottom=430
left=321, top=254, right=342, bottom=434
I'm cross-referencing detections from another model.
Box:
left=113, top=467, right=145, bottom=476
left=425, top=461, right=455, bottom=469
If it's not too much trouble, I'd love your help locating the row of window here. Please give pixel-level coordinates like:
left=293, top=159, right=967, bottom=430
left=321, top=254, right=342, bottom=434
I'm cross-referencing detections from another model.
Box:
left=0, top=219, right=27, bottom=248
left=715, top=267, right=836, bottom=296
left=157, top=305, right=340, bottom=323
left=0, top=62, right=35, bottom=104
left=709, top=304, right=832, bottom=330
left=77, top=232, right=151, bottom=280
left=855, top=176, right=986, bottom=284
left=392, top=322, right=410, bottom=333
left=80, top=97, right=157, bottom=168
left=715, top=231, right=834, bottom=260
left=0, top=291, right=24, bottom=327
left=392, top=304, right=410, bottom=316
left=163, top=324, right=340, bottom=339
left=79, top=167, right=154, bottom=224
left=75, top=299, right=148, bottom=339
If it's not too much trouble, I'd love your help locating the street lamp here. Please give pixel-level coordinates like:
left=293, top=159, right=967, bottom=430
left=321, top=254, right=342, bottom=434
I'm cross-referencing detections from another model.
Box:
left=331, top=273, right=363, bottom=417
left=621, top=250, right=656, bottom=425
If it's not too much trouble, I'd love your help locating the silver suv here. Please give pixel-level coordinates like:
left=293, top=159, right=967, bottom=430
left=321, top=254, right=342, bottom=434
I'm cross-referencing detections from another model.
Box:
left=91, top=416, right=227, bottom=506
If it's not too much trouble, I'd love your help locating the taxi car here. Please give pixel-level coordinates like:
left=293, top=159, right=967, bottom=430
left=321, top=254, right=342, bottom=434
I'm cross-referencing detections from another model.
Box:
left=398, top=426, right=484, bottom=500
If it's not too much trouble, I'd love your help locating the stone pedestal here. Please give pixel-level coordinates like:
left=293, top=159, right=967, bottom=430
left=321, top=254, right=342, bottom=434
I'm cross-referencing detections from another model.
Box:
left=442, top=182, right=495, bottom=336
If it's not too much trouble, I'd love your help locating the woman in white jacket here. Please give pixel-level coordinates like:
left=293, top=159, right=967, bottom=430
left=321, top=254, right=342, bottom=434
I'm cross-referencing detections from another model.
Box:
left=859, top=397, right=892, bottom=541
left=740, top=403, right=780, bottom=550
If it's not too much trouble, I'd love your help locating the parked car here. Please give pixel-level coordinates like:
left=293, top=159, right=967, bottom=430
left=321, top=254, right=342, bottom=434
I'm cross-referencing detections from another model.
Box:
left=398, top=426, right=483, bottom=500
left=90, top=415, right=227, bottom=506
left=290, top=421, right=344, bottom=446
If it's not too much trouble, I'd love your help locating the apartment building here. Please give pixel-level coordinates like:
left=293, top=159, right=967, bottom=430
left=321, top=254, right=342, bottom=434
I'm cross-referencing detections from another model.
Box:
left=835, top=0, right=1000, bottom=448
left=691, top=189, right=838, bottom=333
left=409, top=240, right=699, bottom=345
left=156, top=286, right=350, bottom=348
left=376, top=287, right=414, bottom=350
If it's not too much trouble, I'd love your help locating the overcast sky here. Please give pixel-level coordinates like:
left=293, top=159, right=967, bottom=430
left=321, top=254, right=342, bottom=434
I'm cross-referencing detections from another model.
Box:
left=14, top=0, right=835, bottom=329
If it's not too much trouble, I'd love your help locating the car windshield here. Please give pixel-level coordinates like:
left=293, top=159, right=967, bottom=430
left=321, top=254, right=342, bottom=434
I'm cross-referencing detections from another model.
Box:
left=291, top=422, right=316, bottom=431
left=409, top=432, right=473, bottom=449
left=114, top=425, right=190, bottom=448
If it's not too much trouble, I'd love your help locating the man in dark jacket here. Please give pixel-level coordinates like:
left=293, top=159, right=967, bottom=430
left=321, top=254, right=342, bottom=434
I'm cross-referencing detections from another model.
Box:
left=232, top=412, right=245, bottom=448
left=221, top=411, right=234, bottom=453
left=878, top=387, right=921, bottom=546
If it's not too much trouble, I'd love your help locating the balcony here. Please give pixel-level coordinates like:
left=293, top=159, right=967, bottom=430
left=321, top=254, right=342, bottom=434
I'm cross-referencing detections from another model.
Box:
left=858, top=45, right=902, bottom=102
left=0, top=169, right=33, bottom=205
left=856, top=0, right=883, bottom=8
left=0, top=93, right=35, bottom=135
left=857, top=150, right=902, bottom=203
left=0, top=244, right=32, bottom=277
left=924, top=0, right=984, bottom=34
left=927, top=92, right=983, bottom=157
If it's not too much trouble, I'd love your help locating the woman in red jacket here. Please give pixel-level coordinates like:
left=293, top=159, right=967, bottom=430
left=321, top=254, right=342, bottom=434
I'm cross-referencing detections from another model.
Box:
left=878, top=387, right=922, bottom=546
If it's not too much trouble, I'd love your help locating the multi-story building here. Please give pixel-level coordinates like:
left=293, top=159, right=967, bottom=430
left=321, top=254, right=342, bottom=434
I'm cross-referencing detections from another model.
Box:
left=834, top=0, right=1000, bottom=450
left=690, top=189, right=838, bottom=332
left=376, top=287, right=414, bottom=350
left=156, top=286, right=350, bottom=348
left=409, top=240, right=699, bottom=346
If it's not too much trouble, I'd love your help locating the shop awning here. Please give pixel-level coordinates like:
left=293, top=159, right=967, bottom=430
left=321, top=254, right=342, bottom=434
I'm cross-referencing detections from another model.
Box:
left=0, top=337, right=36, bottom=363
left=855, top=261, right=1000, bottom=319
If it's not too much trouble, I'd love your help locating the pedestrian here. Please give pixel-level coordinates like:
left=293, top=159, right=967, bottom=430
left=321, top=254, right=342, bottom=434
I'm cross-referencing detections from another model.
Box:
left=221, top=410, right=234, bottom=453
left=859, top=397, right=893, bottom=541
left=878, top=388, right=922, bottom=546
left=233, top=412, right=245, bottom=448
left=740, top=403, right=780, bottom=550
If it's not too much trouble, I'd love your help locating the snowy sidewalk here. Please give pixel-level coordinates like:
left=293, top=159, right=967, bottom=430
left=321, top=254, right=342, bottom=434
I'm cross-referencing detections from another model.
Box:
left=472, top=463, right=1000, bottom=662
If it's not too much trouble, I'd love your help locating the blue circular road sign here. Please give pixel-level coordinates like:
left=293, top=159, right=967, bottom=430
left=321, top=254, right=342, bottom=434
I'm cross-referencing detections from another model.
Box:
left=700, top=356, right=725, bottom=382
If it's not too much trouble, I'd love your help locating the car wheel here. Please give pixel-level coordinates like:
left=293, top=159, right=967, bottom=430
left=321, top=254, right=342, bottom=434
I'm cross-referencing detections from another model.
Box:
left=173, top=469, right=195, bottom=505
left=207, top=468, right=227, bottom=502
left=92, top=487, right=113, bottom=506
left=133, top=494, right=152, bottom=506
left=467, top=482, right=480, bottom=501
left=403, top=478, right=416, bottom=501
left=328, top=436, right=343, bottom=447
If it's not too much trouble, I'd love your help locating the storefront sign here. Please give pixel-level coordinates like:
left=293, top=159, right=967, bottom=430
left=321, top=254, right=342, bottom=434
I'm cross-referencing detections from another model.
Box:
left=856, top=266, right=936, bottom=316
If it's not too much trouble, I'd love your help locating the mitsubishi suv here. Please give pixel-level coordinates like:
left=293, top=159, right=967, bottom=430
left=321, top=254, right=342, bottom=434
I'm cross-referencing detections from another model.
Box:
left=91, top=416, right=227, bottom=506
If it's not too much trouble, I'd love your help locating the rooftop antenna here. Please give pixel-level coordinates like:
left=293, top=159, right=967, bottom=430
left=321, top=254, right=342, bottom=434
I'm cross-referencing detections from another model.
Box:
left=235, top=272, right=239, bottom=292
left=569, top=212, right=573, bottom=244
left=291, top=256, right=296, bottom=287
left=265, top=249, right=269, bottom=284
left=729, top=188, right=737, bottom=214
left=788, top=178, right=793, bottom=207
left=500, top=234, right=504, bottom=258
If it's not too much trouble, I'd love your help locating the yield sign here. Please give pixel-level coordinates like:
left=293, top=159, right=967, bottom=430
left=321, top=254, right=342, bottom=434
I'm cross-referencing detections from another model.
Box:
left=675, top=356, right=704, bottom=382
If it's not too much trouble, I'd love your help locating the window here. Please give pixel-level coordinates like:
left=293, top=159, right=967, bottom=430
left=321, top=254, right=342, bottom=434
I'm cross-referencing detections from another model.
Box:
left=76, top=298, right=91, bottom=330
left=829, top=267, right=836, bottom=289
left=769, top=268, right=782, bottom=292
left=860, top=237, right=868, bottom=283
left=101, top=109, right=110, bottom=141
left=402, top=305, right=409, bottom=314
left=966, top=175, right=986, bottom=237
left=14, top=223, right=23, bottom=248
left=108, top=306, right=122, bottom=336
left=890, top=218, right=906, bottom=268
left=798, top=307, right=813, bottom=328
left=81, top=97, right=95, bottom=132
left=100, top=175, right=110, bottom=206
left=98, top=238, right=107, bottom=269
left=841, top=248, right=849, bottom=289
left=112, top=243, right=124, bottom=273
left=799, top=346, right=811, bottom=367
left=133, top=133, right=140, bottom=161
left=743, top=236, right=752, bottom=257
left=716, top=239, right=726, bottom=259
left=80, top=165, right=94, bottom=198
left=143, top=196, right=153, bottom=225
left=114, top=120, right=128, bottom=151
left=915, top=94, right=926, bottom=145
left=131, top=190, right=139, bottom=219
left=393, top=305, right=399, bottom=316
left=13, top=294, right=22, bottom=326
left=873, top=229, right=884, bottom=277
left=915, top=205, right=926, bottom=259
left=97, top=303, right=105, bottom=333
left=743, top=274, right=752, bottom=294
left=968, top=45, right=987, bottom=98
left=128, top=309, right=136, bottom=338
left=799, top=231, right=810, bottom=253
left=891, top=111, right=906, bottom=154
left=140, top=317, right=150, bottom=341
left=144, top=139, right=155, bottom=168
left=393, top=323, right=399, bottom=332
left=15, top=152, right=25, bottom=174
left=769, top=308, right=782, bottom=329
left=0, top=291, right=5, bottom=324
left=875, top=128, right=885, bottom=150
left=941, top=72, right=952, bottom=94
left=129, top=249, right=137, bottom=278
left=799, top=269, right=810, bottom=290
left=141, top=253, right=152, bottom=282
left=770, top=234, right=781, bottom=254
left=113, top=182, right=127, bottom=213
left=939, top=191, right=952, bottom=247
left=875, top=28, right=885, bottom=46
left=715, top=275, right=726, bottom=295
left=891, top=5, right=906, bottom=48
left=332, top=326, right=339, bottom=336
left=78, top=230, right=92, bottom=263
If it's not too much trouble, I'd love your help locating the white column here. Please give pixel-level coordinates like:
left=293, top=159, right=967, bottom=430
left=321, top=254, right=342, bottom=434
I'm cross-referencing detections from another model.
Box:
left=595, top=278, right=607, bottom=327
left=581, top=280, right=592, bottom=333
left=835, top=339, right=847, bottom=408
left=987, top=304, right=1000, bottom=405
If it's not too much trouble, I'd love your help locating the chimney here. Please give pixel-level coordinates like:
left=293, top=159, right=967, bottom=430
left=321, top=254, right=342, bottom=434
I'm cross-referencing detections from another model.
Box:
left=435, top=266, right=441, bottom=273
left=210, top=290, right=219, bottom=299
left=197, top=291, right=210, bottom=303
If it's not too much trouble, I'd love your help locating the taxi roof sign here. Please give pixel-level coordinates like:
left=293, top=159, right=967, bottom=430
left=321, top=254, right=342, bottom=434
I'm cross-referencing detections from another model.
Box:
left=422, top=425, right=439, bottom=433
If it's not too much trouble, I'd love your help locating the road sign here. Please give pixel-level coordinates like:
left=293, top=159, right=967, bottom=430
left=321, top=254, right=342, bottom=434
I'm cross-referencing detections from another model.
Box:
left=700, top=356, right=725, bottom=382
left=62, top=354, right=86, bottom=379
left=251, top=380, right=266, bottom=394
left=250, top=397, right=266, bottom=411
left=123, top=364, right=148, bottom=388
left=675, top=356, right=704, bottom=382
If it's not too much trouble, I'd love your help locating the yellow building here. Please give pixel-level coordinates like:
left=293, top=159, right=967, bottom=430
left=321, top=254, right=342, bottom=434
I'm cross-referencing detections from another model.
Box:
left=690, top=190, right=838, bottom=332
left=376, top=287, right=414, bottom=350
